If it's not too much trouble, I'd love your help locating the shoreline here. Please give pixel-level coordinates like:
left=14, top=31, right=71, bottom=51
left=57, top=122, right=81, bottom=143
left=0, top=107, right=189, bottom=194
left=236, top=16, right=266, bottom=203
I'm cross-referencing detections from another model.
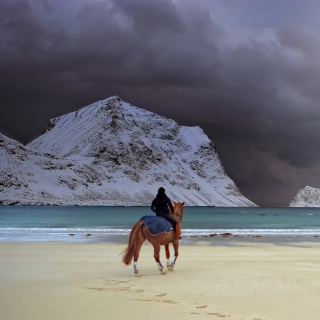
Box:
left=1, top=240, right=320, bottom=319
left=1, top=231, right=320, bottom=245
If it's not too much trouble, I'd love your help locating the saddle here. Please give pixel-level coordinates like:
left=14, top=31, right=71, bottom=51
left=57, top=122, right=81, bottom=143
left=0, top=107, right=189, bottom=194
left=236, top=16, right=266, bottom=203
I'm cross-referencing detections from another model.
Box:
left=140, top=216, right=173, bottom=235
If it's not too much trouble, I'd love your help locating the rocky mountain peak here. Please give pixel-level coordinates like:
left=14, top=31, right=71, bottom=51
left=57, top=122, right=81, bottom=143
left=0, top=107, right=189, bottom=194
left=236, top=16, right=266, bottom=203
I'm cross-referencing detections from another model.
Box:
left=1, top=97, right=257, bottom=206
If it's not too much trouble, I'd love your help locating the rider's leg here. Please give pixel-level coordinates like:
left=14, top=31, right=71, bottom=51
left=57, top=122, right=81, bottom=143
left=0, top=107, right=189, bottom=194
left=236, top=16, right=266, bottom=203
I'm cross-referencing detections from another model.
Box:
left=164, top=215, right=182, bottom=240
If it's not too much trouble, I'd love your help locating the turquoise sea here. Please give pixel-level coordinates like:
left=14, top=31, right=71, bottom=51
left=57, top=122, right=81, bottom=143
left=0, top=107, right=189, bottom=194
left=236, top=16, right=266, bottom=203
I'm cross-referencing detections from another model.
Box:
left=1, top=206, right=320, bottom=242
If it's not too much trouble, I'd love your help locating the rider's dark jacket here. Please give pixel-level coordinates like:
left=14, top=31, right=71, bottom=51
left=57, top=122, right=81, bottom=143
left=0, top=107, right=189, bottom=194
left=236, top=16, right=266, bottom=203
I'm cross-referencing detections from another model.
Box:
left=151, top=196, right=174, bottom=218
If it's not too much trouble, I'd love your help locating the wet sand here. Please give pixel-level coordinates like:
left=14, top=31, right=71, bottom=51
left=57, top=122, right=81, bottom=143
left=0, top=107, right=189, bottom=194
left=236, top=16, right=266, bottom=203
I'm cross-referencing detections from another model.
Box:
left=1, top=240, right=320, bottom=320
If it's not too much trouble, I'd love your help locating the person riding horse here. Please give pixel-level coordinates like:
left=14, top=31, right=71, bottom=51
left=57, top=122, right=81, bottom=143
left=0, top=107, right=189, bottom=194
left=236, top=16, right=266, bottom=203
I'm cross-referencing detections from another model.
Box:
left=151, top=187, right=182, bottom=240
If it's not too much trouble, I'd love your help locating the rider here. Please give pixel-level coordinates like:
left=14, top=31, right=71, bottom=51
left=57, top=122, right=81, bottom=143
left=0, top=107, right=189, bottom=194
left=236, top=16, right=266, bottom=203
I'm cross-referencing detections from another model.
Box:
left=151, top=187, right=182, bottom=239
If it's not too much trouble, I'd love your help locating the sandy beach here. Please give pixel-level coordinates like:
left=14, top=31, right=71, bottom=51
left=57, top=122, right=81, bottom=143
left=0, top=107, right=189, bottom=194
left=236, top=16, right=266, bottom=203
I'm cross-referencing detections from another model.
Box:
left=1, top=240, right=320, bottom=320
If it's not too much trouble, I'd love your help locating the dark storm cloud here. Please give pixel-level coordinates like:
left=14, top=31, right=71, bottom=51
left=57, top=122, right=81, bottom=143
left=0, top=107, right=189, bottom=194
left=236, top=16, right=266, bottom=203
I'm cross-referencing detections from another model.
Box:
left=41, top=0, right=54, bottom=14
left=1, top=0, right=320, bottom=206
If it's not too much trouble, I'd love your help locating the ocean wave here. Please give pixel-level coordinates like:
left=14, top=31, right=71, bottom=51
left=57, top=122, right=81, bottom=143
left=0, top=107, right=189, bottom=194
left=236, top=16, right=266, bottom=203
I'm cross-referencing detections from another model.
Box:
left=1, top=227, right=320, bottom=237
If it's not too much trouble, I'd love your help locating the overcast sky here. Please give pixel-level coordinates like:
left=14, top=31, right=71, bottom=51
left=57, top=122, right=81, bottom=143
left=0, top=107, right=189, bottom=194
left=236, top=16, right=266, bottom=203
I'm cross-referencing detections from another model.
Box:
left=1, top=0, right=320, bottom=206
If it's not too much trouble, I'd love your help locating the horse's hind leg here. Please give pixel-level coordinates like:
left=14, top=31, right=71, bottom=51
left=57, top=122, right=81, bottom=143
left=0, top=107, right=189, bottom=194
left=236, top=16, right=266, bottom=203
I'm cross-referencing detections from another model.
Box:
left=133, top=229, right=145, bottom=277
left=153, top=243, right=166, bottom=275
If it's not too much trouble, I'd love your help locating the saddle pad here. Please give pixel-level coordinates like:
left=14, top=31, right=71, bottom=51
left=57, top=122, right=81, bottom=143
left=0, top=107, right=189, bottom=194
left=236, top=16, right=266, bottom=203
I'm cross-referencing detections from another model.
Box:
left=140, top=216, right=173, bottom=235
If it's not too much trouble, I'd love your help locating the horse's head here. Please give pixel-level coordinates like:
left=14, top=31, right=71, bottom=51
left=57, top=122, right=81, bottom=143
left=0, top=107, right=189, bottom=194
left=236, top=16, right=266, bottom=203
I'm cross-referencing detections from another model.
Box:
left=173, top=202, right=185, bottom=222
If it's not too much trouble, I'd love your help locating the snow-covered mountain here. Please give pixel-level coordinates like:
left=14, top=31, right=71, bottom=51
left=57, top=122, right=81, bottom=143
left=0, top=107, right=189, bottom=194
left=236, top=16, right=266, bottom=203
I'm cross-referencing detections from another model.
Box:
left=289, top=186, right=320, bottom=207
left=1, top=96, right=256, bottom=206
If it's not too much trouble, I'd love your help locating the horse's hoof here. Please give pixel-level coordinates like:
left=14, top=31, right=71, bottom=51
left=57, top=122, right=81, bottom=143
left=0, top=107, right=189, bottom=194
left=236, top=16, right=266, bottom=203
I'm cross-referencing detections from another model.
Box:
left=167, top=265, right=174, bottom=271
left=161, top=270, right=167, bottom=275
left=135, top=273, right=141, bottom=277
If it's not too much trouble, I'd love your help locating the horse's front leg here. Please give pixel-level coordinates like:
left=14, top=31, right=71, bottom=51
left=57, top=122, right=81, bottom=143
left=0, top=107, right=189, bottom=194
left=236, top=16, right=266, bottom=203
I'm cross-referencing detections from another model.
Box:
left=171, top=239, right=179, bottom=268
left=165, top=244, right=171, bottom=269
left=154, top=243, right=166, bottom=275
left=165, top=244, right=174, bottom=271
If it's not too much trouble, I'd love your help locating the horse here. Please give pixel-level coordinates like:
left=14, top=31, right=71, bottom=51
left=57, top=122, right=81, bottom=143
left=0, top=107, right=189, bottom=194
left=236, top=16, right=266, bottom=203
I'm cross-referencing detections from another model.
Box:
left=122, top=202, right=184, bottom=276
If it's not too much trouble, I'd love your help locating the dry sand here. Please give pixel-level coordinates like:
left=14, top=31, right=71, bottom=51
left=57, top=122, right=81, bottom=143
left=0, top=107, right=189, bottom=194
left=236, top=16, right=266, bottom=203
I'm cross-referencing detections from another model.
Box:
left=1, top=240, right=320, bottom=320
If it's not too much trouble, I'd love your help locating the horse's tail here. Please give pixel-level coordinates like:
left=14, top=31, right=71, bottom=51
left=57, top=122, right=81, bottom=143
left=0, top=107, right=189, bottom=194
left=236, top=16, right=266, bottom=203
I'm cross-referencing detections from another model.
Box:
left=121, top=221, right=143, bottom=265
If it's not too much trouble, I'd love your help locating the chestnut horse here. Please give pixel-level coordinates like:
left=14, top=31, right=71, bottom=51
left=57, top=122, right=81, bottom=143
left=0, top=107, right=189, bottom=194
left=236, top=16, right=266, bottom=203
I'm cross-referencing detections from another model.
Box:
left=122, top=202, right=184, bottom=276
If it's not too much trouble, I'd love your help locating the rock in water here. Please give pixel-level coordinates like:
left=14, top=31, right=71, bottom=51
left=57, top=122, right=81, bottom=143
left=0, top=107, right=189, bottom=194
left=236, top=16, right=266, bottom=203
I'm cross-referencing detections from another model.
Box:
left=289, top=186, right=320, bottom=207
left=1, top=96, right=256, bottom=206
